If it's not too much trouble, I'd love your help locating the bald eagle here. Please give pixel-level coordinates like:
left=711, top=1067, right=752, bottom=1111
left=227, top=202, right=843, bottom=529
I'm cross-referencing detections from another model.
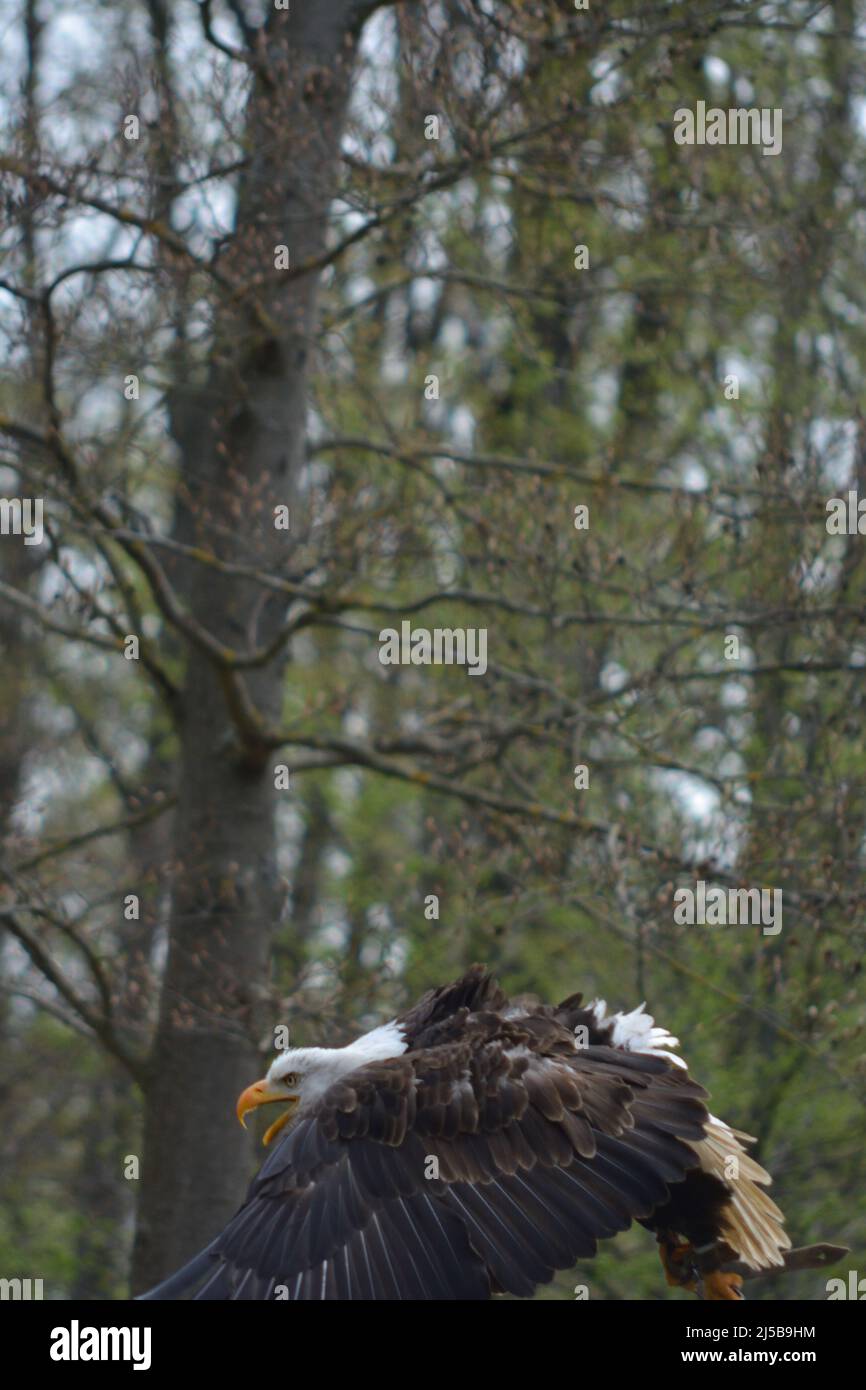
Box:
left=140, top=966, right=792, bottom=1301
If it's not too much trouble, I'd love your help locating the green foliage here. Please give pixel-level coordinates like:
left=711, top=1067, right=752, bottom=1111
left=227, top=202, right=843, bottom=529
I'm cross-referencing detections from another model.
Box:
left=1, top=0, right=864, bottom=1300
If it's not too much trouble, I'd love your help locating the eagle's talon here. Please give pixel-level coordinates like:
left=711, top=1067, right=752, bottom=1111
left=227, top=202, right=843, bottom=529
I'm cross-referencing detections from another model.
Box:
left=702, top=1271, right=745, bottom=1301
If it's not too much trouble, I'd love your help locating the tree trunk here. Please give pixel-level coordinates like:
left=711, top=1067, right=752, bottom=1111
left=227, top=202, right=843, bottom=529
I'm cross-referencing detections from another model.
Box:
left=131, top=0, right=374, bottom=1291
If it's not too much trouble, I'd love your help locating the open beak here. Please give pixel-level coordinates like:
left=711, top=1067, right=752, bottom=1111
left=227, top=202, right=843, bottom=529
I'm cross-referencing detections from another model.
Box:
left=236, top=1079, right=299, bottom=1147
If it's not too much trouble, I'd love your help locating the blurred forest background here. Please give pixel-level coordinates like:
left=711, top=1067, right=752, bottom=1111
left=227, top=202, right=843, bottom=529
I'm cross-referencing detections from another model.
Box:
left=1, top=0, right=864, bottom=1300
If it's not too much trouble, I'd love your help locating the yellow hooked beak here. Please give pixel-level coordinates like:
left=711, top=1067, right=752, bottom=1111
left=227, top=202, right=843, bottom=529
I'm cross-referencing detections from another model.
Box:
left=236, top=1079, right=300, bottom=1147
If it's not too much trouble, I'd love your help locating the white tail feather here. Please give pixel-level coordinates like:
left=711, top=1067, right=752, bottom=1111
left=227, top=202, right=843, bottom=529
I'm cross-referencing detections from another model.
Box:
left=692, top=1115, right=791, bottom=1270
left=589, top=999, right=687, bottom=1068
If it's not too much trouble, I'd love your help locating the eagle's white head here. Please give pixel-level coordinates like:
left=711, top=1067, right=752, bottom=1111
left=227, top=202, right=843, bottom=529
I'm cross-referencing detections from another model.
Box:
left=236, top=1021, right=406, bottom=1146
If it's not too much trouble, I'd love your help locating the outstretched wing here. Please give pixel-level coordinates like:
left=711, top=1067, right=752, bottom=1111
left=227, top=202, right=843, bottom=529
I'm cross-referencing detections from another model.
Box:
left=140, top=1034, right=710, bottom=1300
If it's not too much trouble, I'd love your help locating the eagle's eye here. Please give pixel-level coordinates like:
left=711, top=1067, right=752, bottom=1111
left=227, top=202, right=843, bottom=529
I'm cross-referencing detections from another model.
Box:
left=281, top=1073, right=298, bottom=1088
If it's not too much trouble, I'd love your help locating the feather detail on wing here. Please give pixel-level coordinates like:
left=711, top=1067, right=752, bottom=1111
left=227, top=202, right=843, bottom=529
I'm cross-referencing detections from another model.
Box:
left=691, top=1114, right=791, bottom=1269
